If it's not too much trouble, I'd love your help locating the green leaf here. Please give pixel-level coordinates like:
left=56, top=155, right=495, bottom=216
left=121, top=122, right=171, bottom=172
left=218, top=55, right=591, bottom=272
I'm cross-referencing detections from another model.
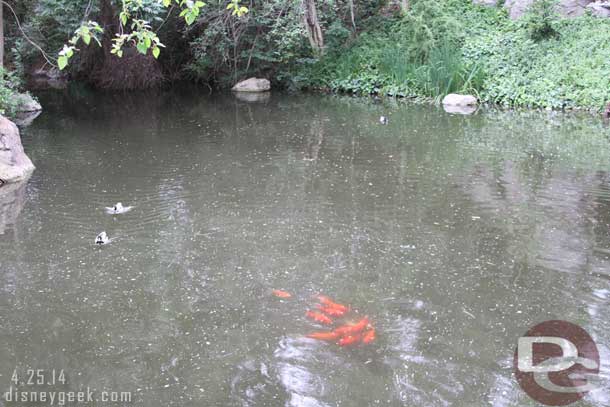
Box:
left=120, top=12, right=128, bottom=26
left=163, top=0, right=171, bottom=6
left=144, top=37, right=151, bottom=48
left=179, top=8, right=188, bottom=16
left=195, top=1, right=205, bottom=7
left=83, top=33, right=91, bottom=45
left=185, top=13, right=195, bottom=25
left=117, top=49, right=123, bottom=58
left=152, top=47, right=160, bottom=59
left=136, top=41, right=148, bottom=54
left=57, top=56, right=68, bottom=70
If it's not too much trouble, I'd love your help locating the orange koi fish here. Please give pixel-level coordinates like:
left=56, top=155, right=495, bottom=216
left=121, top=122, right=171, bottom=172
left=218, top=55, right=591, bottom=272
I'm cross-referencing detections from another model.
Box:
left=316, top=295, right=349, bottom=313
left=315, top=304, right=346, bottom=317
left=338, top=333, right=362, bottom=347
left=333, top=317, right=370, bottom=336
left=272, top=289, right=292, bottom=299
left=305, top=311, right=333, bottom=325
left=307, top=331, right=340, bottom=341
left=362, top=328, right=376, bottom=344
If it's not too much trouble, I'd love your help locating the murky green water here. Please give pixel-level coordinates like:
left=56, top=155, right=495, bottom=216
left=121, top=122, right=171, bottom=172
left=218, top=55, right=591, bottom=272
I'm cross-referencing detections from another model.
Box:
left=1, top=89, right=609, bottom=406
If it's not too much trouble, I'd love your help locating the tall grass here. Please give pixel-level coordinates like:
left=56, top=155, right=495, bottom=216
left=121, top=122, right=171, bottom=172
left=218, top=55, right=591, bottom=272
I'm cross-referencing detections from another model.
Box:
left=414, top=43, right=484, bottom=100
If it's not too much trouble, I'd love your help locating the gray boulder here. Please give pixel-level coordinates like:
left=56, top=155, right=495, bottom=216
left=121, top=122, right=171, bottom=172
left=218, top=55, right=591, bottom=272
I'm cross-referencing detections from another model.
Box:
left=473, top=0, right=498, bottom=6
left=232, top=78, right=271, bottom=92
left=504, top=0, right=535, bottom=19
left=14, top=93, right=42, bottom=112
left=0, top=115, right=35, bottom=183
left=504, top=0, right=593, bottom=18
left=442, top=93, right=478, bottom=106
left=558, top=0, right=593, bottom=16
left=586, top=1, right=610, bottom=16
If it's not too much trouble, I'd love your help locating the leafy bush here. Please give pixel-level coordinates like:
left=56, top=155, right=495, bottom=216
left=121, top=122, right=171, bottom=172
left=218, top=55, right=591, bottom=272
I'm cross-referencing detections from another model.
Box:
left=0, top=68, right=24, bottom=117
left=295, top=0, right=610, bottom=110
left=522, top=0, right=560, bottom=41
left=396, top=0, right=463, bottom=63
left=294, top=0, right=483, bottom=99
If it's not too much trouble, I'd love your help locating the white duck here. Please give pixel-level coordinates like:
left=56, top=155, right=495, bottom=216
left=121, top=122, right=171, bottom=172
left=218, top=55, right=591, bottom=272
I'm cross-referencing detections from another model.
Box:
left=105, top=202, right=133, bottom=215
left=95, top=231, right=109, bottom=245
left=379, top=116, right=389, bottom=125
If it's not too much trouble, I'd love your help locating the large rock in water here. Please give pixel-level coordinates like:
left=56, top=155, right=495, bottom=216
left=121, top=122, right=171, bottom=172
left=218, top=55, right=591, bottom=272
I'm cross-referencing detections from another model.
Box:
left=442, top=94, right=478, bottom=106
left=14, top=93, right=42, bottom=112
left=232, top=78, right=271, bottom=92
left=0, top=115, right=35, bottom=183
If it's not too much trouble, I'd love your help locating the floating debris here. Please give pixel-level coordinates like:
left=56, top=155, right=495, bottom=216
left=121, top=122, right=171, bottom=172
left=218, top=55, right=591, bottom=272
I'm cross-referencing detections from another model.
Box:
left=105, top=202, right=134, bottom=215
left=95, top=231, right=109, bottom=245
left=305, top=310, right=333, bottom=325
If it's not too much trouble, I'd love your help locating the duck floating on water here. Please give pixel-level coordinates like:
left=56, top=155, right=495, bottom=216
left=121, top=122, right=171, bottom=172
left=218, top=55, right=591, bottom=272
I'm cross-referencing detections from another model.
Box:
left=95, top=231, right=109, bottom=245
left=105, top=202, right=133, bottom=215
left=379, top=116, right=388, bottom=125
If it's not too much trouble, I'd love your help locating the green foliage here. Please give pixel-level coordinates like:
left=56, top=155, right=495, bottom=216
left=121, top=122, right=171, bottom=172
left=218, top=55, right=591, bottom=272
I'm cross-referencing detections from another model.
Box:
left=294, top=0, right=480, bottom=99
left=415, top=43, right=484, bottom=100
left=397, top=0, right=463, bottom=63
left=294, top=0, right=610, bottom=110
left=522, top=0, right=560, bottom=41
left=464, top=13, right=610, bottom=109
left=185, top=0, right=384, bottom=86
left=0, top=68, right=24, bottom=117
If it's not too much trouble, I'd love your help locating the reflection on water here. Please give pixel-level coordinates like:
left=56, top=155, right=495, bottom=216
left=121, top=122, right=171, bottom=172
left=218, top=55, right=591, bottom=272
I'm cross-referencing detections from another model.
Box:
left=0, top=180, right=29, bottom=236
left=0, top=89, right=609, bottom=406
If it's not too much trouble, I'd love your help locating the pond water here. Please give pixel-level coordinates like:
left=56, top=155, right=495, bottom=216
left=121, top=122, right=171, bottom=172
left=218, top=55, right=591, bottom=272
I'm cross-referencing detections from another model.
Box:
left=0, top=89, right=609, bottom=406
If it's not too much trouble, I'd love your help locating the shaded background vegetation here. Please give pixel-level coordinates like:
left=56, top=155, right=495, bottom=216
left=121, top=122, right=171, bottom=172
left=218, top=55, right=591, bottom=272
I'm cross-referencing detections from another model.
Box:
left=1, top=0, right=610, bottom=112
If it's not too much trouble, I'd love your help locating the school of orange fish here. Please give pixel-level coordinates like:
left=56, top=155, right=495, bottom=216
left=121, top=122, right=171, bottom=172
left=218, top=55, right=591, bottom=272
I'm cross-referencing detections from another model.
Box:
left=272, top=290, right=376, bottom=347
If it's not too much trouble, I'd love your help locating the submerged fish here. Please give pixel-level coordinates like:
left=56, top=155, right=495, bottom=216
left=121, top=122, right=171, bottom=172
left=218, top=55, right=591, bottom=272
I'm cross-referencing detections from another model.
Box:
left=305, top=311, right=333, bottom=325
left=316, top=304, right=346, bottom=317
left=272, top=289, right=292, bottom=299
left=362, top=328, right=376, bottom=344
left=338, top=333, right=362, bottom=347
left=316, top=295, right=349, bottom=313
left=333, top=317, right=370, bottom=336
left=307, top=331, right=340, bottom=341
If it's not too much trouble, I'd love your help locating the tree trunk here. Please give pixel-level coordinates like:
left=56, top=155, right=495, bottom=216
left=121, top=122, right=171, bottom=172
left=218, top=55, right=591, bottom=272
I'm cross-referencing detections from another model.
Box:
left=302, top=0, right=324, bottom=54
left=348, top=0, right=356, bottom=30
left=0, top=2, right=4, bottom=69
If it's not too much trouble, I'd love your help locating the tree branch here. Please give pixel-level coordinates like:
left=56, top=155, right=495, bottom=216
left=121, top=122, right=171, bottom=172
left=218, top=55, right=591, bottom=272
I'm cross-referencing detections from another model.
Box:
left=1, top=0, right=57, bottom=68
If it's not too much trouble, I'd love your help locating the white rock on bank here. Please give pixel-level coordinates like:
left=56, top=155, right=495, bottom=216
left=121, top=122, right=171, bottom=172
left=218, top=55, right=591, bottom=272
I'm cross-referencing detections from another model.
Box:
left=442, top=94, right=478, bottom=106
left=0, top=115, right=35, bottom=183
left=15, top=93, right=42, bottom=112
left=231, top=78, right=271, bottom=92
